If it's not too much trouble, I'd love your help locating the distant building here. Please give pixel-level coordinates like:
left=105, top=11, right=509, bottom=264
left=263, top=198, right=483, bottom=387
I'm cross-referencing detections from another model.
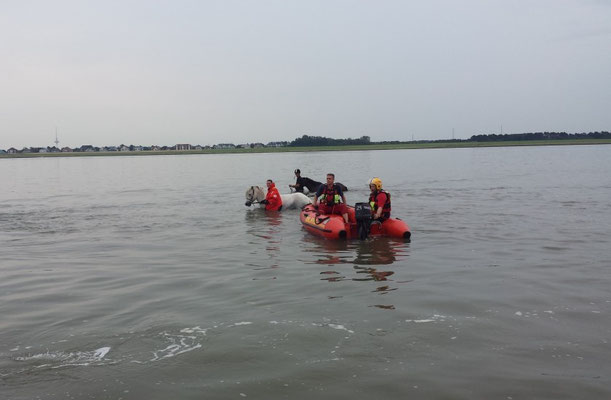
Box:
left=7, top=148, right=18, bottom=153
left=214, top=143, right=236, bottom=149
left=119, top=145, right=130, bottom=151
left=61, top=147, right=73, bottom=152
left=176, top=144, right=192, bottom=151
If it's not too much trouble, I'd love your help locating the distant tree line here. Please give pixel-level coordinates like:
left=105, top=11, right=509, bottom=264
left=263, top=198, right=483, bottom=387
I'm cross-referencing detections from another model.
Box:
left=469, top=131, right=611, bottom=142
left=6, top=131, right=608, bottom=155
left=290, top=135, right=371, bottom=147
left=287, top=131, right=610, bottom=147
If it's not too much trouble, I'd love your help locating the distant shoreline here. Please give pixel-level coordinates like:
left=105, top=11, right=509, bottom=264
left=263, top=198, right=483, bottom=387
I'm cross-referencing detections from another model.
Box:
left=2, top=139, right=610, bottom=159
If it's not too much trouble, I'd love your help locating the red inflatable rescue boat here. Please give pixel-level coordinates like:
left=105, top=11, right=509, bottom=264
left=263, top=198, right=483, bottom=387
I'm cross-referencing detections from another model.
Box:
left=300, top=203, right=411, bottom=240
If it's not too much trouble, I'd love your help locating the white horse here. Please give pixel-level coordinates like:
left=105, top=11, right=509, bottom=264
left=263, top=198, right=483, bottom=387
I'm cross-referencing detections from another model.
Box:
left=245, top=186, right=311, bottom=210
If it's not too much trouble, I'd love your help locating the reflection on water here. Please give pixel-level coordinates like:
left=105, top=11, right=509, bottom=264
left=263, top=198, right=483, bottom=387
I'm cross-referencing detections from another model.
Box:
left=353, top=238, right=406, bottom=265
left=353, top=265, right=394, bottom=281
left=244, top=208, right=283, bottom=228
left=244, top=209, right=285, bottom=272
left=301, top=232, right=411, bottom=310
left=304, top=234, right=409, bottom=267
left=244, top=209, right=284, bottom=240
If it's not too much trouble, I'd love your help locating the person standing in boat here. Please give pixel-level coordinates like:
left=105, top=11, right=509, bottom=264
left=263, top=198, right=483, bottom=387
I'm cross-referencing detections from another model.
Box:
left=313, top=173, right=349, bottom=224
left=369, top=177, right=391, bottom=222
left=289, top=169, right=306, bottom=193
left=260, top=179, right=283, bottom=211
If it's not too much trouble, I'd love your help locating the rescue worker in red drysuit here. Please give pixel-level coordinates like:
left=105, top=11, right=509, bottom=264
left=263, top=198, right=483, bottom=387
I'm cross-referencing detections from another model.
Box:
left=313, top=173, right=349, bottom=224
left=369, top=177, right=391, bottom=222
left=260, top=179, right=283, bottom=211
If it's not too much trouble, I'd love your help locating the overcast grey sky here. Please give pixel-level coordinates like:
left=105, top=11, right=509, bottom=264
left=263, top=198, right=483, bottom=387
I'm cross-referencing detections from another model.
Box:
left=1, top=0, right=610, bottom=148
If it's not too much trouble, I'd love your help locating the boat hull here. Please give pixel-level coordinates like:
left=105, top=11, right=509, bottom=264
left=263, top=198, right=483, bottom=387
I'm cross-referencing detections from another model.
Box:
left=300, top=204, right=411, bottom=240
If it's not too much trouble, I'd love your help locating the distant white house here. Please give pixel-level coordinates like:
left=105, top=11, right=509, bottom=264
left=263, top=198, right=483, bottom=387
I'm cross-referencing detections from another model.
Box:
left=176, top=144, right=192, bottom=151
left=214, top=143, right=236, bottom=149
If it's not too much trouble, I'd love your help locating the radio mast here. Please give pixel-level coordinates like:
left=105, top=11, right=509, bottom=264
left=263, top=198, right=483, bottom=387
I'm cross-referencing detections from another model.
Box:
left=54, top=127, right=59, bottom=147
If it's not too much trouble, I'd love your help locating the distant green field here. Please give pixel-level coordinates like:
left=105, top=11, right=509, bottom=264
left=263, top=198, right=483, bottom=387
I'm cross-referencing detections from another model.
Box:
left=2, top=139, right=610, bottom=158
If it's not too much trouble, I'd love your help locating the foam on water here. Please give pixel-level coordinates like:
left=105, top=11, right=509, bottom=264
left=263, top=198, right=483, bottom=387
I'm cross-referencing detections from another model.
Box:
left=180, top=326, right=208, bottom=335
left=230, top=321, right=253, bottom=327
left=405, top=314, right=448, bottom=323
left=9, top=320, right=356, bottom=372
left=150, top=333, right=202, bottom=361
left=14, top=346, right=111, bottom=368
left=94, top=346, right=111, bottom=359
left=327, top=323, right=355, bottom=334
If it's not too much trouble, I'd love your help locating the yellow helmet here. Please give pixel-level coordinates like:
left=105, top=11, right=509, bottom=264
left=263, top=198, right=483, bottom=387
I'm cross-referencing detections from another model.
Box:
left=369, top=177, right=382, bottom=190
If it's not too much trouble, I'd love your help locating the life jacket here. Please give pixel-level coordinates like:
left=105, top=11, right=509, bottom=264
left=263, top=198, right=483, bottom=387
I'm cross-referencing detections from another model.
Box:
left=265, top=183, right=283, bottom=211
left=320, top=184, right=342, bottom=206
left=369, top=190, right=391, bottom=220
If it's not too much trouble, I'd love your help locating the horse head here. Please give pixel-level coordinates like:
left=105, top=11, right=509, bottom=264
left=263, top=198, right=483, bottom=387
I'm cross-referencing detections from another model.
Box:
left=245, top=186, right=265, bottom=206
left=245, top=186, right=255, bottom=206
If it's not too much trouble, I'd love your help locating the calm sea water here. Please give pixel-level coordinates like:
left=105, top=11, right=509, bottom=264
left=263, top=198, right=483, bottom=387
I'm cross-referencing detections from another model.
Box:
left=1, top=146, right=610, bottom=399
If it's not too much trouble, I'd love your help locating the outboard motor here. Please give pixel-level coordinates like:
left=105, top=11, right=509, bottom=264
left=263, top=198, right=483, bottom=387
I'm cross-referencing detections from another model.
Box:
left=354, top=202, right=372, bottom=240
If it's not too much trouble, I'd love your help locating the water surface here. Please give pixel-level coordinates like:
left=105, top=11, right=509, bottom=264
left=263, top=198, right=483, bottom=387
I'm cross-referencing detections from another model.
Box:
left=1, top=146, right=610, bottom=399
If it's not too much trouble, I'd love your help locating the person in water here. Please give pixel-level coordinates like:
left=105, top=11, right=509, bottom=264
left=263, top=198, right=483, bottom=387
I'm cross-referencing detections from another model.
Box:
left=313, top=173, right=349, bottom=224
left=260, top=179, right=283, bottom=211
left=368, top=177, right=391, bottom=222
left=288, top=169, right=306, bottom=193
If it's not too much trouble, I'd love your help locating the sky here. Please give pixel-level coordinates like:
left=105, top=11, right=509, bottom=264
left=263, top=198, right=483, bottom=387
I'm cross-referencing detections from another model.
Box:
left=1, top=0, right=610, bottom=149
